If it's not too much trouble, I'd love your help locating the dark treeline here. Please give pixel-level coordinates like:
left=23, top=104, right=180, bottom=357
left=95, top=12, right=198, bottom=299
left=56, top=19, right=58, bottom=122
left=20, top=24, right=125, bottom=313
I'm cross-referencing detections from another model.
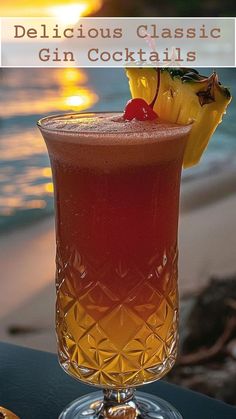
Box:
left=94, top=0, right=236, bottom=17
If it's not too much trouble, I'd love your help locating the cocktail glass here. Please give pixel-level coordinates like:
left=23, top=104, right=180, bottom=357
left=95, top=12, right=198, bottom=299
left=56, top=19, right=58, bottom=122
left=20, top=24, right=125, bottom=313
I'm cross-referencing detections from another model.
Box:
left=38, top=112, right=191, bottom=419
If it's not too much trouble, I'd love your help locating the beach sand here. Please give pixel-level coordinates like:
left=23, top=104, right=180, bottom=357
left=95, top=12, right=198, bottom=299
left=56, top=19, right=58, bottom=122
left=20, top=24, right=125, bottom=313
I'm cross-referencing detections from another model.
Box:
left=0, top=167, right=236, bottom=352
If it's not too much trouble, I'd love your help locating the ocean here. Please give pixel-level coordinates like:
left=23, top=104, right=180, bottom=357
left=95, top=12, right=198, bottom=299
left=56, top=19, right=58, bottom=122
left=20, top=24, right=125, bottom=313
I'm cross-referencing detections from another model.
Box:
left=0, top=68, right=235, bottom=232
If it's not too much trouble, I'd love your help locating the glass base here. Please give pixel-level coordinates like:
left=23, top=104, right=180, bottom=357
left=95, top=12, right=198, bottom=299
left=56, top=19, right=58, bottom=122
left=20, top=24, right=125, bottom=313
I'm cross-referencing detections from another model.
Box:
left=58, top=390, right=182, bottom=419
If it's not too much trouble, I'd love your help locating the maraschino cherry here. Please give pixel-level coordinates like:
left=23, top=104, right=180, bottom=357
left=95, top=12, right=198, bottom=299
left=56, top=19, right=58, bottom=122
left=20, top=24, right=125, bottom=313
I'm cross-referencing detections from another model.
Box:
left=124, top=98, right=157, bottom=121
left=124, top=68, right=160, bottom=122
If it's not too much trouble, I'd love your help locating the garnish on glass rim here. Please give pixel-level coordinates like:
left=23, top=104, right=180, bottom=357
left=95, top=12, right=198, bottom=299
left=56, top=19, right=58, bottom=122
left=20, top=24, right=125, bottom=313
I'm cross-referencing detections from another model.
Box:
left=125, top=67, right=231, bottom=168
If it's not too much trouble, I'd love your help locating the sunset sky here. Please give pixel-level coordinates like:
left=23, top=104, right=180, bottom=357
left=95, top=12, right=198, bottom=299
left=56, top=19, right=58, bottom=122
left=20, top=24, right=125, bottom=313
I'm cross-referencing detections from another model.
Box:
left=0, top=1, right=102, bottom=21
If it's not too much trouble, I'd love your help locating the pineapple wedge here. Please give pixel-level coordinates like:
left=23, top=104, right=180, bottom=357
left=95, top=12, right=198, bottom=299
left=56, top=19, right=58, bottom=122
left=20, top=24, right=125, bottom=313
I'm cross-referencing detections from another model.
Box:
left=126, top=68, right=231, bottom=168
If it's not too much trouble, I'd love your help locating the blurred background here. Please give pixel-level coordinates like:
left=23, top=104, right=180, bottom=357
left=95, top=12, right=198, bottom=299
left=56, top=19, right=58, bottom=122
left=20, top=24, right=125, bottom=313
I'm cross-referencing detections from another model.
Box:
left=0, top=68, right=236, bottom=232
left=1, top=0, right=236, bottom=407
left=1, top=0, right=236, bottom=17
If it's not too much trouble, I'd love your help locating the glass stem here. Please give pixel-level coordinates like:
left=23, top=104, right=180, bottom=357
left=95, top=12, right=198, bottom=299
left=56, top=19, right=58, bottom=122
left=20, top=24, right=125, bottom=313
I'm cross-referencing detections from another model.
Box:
left=102, top=388, right=138, bottom=418
left=103, top=388, right=135, bottom=404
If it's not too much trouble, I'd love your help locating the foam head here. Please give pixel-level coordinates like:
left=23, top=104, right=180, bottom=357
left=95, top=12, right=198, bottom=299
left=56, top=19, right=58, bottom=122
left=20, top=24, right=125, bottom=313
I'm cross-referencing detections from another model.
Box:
left=38, top=112, right=192, bottom=170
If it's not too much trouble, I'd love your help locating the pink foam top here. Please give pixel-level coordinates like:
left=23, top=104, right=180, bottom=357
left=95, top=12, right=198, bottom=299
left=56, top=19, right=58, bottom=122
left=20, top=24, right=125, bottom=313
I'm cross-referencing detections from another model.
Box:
left=38, top=112, right=192, bottom=169
left=39, top=112, right=191, bottom=143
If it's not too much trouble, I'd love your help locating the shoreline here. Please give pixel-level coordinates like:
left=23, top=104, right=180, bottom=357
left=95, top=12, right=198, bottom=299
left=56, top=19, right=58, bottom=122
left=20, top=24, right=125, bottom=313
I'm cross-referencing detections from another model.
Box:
left=0, top=167, right=236, bottom=352
left=181, top=163, right=236, bottom=213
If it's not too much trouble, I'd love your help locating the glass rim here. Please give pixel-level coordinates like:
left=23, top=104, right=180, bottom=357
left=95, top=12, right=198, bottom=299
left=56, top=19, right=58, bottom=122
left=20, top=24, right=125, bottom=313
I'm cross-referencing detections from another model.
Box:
left=37, top=111, right=121, bottom=134
left=37, top=111, right=192, bottom=141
